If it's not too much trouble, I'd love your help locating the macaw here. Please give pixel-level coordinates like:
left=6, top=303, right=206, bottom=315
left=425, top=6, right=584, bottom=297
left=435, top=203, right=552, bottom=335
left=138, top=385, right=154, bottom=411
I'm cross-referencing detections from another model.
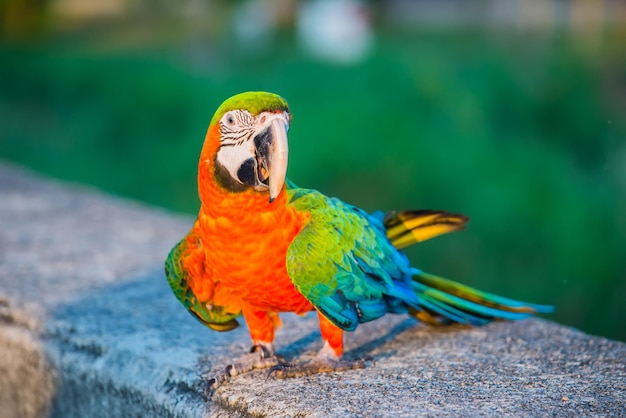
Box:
left=165, top=91, right=552, bottom=393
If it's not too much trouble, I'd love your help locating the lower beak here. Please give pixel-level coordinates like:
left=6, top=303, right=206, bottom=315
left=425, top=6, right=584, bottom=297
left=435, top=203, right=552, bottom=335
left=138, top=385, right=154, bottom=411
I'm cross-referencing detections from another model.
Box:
left=255, top=118, right=289, bottom=203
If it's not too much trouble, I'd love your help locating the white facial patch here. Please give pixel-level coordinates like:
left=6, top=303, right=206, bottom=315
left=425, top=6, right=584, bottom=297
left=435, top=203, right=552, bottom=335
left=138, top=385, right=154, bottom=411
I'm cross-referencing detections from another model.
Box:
left=214, top=109, right=291, bottom=188
left=215, top=110, right=257, bottom=184
left=216, top=143, right=256, bottom=184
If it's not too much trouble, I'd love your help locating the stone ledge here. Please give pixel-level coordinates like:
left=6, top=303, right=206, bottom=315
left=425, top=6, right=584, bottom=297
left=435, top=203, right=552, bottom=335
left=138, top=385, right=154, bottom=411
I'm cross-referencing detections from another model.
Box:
left=0, top=160, right=624, bottom=417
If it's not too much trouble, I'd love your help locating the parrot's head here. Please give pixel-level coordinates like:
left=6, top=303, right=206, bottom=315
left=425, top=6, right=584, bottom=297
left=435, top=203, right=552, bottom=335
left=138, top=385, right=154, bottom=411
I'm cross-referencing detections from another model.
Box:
left=202, top=91, right=291, bottom=204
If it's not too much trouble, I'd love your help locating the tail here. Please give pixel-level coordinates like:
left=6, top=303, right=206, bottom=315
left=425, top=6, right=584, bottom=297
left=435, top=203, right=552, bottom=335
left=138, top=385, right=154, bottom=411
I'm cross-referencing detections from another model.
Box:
left=382, top=210, right=553, bottom=325
left=409, top=269, right=554, bottom=326
left=384, top=210, right=469, bottom=249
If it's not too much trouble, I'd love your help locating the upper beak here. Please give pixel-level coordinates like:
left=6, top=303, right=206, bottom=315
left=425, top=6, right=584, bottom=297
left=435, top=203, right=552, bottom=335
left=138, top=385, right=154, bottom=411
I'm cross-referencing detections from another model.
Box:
left=254, top=116, right=289, bottom=203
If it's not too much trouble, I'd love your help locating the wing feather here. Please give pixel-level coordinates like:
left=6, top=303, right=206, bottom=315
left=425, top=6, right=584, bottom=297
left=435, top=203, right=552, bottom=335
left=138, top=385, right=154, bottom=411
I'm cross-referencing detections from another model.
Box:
left=165, top=227, right=241, bottom=332
left=285, top=187, right=413, bottom=331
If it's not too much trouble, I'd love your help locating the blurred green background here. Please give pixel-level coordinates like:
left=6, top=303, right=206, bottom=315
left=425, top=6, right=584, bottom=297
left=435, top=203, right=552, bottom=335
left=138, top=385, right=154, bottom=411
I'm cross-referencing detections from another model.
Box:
left=1, top=0, right=625, bottom=341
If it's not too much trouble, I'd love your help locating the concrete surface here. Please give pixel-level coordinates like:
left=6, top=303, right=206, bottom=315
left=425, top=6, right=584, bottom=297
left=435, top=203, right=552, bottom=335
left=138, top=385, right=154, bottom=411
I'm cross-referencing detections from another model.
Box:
left=0, top=160, right=625, bottom=417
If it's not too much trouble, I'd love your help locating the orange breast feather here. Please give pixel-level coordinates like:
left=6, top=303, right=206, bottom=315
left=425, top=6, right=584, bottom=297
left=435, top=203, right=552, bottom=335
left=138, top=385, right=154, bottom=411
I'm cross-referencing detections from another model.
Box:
left=187, top=123, right=313, bottom=316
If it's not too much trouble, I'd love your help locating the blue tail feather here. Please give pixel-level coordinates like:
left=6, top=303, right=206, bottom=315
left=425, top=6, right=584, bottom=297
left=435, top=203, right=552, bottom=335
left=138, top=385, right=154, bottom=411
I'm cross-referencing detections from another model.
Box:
left=407, top=269, right=553, bottom=325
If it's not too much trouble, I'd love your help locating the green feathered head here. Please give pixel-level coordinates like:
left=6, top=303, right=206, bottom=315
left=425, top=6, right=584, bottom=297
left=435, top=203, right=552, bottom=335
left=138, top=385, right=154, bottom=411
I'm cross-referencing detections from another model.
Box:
left=210, top=91, right=290, bottom=126
left=208, top=91, right=292, bottom=203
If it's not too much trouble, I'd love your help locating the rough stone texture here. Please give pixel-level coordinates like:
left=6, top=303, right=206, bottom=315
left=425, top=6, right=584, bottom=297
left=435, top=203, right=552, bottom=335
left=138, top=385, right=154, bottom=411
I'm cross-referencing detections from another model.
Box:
left=0, top=160, right=625, bottom=417
left=0, top=300, right=55, bottom=418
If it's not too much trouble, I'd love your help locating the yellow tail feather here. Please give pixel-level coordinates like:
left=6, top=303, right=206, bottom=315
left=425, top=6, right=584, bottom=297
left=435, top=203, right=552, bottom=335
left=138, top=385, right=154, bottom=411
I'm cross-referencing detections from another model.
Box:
left=384, top=210, right=469, bottom=250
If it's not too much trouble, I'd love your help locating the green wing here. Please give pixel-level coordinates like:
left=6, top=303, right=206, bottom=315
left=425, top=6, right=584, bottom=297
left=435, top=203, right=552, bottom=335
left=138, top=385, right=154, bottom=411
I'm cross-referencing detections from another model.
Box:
left=285, top=185, right=415, bottom=331
left=285, top=182, right=553, bottom=330
left=165, top=229, right=240, bottom=332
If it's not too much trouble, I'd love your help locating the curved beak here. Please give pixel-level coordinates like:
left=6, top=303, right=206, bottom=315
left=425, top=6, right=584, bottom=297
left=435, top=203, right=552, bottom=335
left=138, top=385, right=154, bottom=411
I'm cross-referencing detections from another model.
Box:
left=254, top=116, right=289, bottom=203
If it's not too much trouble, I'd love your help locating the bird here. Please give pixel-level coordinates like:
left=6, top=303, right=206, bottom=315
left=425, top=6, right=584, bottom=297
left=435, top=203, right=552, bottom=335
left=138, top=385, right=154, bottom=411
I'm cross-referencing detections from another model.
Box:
left=164, top=91, right=552, bottom=394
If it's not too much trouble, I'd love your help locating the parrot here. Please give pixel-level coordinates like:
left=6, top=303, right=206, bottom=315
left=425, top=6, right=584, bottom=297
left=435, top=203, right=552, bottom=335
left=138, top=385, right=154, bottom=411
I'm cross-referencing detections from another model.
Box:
left=164, top=91, right=552, bottom=393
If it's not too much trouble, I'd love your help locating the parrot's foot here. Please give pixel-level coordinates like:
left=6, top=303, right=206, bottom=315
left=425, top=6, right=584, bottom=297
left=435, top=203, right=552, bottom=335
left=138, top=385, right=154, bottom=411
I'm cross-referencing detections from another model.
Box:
left=267, top=355, right=374, bottom=379
left=205, top=344, right=282, bottom=397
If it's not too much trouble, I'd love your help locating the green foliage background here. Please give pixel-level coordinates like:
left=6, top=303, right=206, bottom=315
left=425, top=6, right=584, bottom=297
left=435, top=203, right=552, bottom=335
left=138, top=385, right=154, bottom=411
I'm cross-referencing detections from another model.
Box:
left=1, top=23, right=625, bottom=341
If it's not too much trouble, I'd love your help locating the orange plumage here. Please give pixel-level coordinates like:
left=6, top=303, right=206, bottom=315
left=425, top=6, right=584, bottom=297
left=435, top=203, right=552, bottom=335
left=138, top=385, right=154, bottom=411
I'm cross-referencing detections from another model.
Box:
left=185, top=121, right=314, bottom=345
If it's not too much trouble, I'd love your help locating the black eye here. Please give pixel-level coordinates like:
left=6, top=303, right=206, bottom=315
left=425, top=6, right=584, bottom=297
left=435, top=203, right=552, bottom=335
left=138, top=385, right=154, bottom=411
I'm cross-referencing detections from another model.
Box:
left=227, top=114, right=235, bottom=125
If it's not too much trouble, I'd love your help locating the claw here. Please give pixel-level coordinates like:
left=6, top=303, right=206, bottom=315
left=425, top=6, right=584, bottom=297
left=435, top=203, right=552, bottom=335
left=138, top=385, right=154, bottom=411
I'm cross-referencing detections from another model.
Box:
left=266, top=362, right=295, bottom=380
left=203, top=372, right=232, bottom=398
left=204, top=385, right=213, bottom=400
left=203, top=344, right=282, bottom=396
left=250, top=343, right=272, bottom=358
left=204, top=364, right=234, bottom=398
left=266, top=356, right=373, bottom=379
